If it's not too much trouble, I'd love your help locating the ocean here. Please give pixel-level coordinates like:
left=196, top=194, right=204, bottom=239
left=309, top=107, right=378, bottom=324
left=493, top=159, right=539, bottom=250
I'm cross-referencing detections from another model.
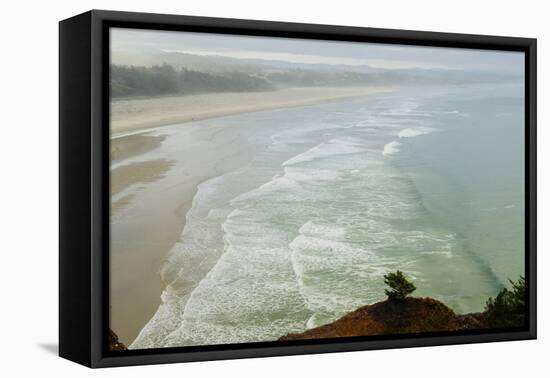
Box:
left=129, top=83, right=525, bottom=349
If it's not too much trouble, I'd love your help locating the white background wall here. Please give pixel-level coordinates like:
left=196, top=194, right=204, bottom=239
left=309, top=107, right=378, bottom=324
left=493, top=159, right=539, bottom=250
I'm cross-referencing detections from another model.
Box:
left=0, top=0, right=546, bottom=376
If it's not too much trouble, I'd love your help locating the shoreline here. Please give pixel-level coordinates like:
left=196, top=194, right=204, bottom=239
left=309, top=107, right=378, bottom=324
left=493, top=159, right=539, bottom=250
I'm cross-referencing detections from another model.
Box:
left=110, top=86, right=394, bottom=136
left=109, top=86, right=393, bottom=344
left=110, top=115, right=261, bottom=344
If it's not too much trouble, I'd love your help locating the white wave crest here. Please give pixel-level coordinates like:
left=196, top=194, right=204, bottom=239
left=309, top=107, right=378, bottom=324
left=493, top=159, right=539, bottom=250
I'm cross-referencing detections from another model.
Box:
left=398, top=127, right=435, bottom=138
left=283, top=138, right=364, bottom=166
left=382, top=141, right=401, bottom=156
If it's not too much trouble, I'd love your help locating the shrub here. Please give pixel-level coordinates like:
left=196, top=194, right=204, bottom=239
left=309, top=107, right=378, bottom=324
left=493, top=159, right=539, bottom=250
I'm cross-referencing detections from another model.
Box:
left=384, top=270, right=416, bottom=300
left=483, top=276, right=525, bottom=328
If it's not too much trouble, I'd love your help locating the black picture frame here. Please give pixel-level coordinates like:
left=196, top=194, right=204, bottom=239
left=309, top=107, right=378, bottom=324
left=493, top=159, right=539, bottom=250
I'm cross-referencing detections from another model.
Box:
left=59, top=9, right=537, bottom=368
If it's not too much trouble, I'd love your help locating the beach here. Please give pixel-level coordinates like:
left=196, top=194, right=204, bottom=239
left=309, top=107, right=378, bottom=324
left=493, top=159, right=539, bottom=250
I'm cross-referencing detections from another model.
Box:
left=111, top=86, right=394, bottom=136
left=110, top=86, right=393, bottom=344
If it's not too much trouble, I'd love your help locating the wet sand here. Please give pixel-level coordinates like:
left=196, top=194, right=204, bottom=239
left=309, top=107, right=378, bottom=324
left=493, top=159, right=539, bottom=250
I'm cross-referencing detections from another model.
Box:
left=109, top=122, right=260, bottom=344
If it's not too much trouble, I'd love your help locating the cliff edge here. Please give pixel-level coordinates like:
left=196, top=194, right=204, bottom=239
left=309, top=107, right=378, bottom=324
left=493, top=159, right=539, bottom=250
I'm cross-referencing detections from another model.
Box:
left=280, top=297, right=485, bottom=341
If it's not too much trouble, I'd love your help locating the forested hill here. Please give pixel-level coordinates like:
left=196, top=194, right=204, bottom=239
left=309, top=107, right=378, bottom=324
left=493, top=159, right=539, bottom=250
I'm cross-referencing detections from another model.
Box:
left=110, top=57, right=520, bottom=98
left=110, top=63, right=273, bottom=98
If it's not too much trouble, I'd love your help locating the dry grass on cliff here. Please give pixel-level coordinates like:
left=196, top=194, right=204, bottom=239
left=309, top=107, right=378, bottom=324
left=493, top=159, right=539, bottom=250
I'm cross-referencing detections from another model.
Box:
left=280, top=297, right=485, bottom=341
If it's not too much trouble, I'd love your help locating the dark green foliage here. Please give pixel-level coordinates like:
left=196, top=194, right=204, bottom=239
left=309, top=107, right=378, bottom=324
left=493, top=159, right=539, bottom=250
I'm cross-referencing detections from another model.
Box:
left=483, top=276, right=526, bottom=328
left=110, top=63, right=273, bottom=98
left=384, top=270, right=416, bottom=300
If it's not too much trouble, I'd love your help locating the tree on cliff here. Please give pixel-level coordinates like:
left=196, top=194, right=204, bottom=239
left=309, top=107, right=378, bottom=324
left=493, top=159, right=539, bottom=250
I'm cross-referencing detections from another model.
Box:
left=384, top=270, right=416, bottom=300
left=483, top=276, right=526, bottom=328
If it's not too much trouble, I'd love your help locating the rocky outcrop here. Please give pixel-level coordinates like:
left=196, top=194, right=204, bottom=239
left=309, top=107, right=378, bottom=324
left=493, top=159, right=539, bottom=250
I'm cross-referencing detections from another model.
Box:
left=109, top=329, right=128, bottom=351
left=280, top=297, right=486, bottom=341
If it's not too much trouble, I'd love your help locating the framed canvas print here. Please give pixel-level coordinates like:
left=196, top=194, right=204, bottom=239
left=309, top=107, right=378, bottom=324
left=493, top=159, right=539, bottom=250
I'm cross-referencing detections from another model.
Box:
left=59, top=10, right=536, bottom=368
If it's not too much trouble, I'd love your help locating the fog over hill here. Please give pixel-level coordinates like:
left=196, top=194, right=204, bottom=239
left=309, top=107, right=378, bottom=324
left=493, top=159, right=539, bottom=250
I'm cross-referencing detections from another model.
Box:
left=110, top=50, right=522, bottom=98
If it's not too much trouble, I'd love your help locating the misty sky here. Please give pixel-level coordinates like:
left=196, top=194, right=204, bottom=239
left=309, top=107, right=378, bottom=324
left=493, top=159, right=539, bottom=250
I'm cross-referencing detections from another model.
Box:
left=111, top=28, right=524, bottom=73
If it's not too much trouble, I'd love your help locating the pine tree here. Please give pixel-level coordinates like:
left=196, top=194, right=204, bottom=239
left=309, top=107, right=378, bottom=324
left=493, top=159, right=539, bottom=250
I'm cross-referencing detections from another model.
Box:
left=384, top=270, right=416, bottom=300
left=483, top=276, right=525, bottom=328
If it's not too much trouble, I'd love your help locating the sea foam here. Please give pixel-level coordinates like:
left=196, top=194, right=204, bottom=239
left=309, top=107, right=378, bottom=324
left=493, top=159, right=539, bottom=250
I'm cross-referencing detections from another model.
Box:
left=283, top=138, right=364, bottom=166
left=398, top=127, right=435, bottom=138
left=382, top=141, right=401, bottom=156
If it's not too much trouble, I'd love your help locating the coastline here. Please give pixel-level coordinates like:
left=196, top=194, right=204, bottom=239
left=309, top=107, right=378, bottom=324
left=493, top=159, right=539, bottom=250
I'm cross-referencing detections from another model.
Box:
left=111, top=86, right=394, bottom=136
left=109, top=86, right=393, bottom=345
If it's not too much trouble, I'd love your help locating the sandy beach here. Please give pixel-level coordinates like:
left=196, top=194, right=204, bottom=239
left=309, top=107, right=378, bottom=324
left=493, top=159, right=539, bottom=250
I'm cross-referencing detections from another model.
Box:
left=109, top=86, right=393, bottom=345
left=111, top=86, right=394, bottom=136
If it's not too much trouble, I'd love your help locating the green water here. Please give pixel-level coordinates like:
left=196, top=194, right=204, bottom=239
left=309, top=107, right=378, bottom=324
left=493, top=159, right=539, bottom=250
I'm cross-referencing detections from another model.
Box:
left=130, top=83, right=525, bottom=348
